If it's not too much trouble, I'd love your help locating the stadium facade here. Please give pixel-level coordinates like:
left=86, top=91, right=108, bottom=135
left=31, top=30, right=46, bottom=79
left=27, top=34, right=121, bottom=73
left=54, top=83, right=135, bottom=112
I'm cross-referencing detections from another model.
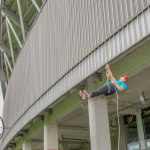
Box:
left=0, top=0, right=150, bottom=150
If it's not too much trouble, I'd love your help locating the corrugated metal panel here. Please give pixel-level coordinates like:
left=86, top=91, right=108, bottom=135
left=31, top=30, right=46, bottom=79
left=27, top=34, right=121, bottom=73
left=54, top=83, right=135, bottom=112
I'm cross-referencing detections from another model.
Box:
left=1, top=0, right=150, bottom=148
left=2, top=6, right=150, bottom=149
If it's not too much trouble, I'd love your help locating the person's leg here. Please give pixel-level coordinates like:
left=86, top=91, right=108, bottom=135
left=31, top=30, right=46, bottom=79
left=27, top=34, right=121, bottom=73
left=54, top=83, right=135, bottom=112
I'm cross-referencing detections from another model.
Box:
left=90, top=85, right=108, bottom=98
left=104, top=84, right=116, bottom=96
left=79, top=90, right=87, bottom=100
left=79, top=85, right=109, bottom=100
left=86, top=84, right=116, bottom=98
left=79, top=84, right=116, bottom=100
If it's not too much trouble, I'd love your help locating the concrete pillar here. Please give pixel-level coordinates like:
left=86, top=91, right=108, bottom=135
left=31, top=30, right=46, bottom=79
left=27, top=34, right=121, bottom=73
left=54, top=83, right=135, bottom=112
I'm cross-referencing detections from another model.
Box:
left=44, top=113, right=58, bottom=150
left=110, top=128, right=118, bottom=150
left=59, top=143, right=64, bottom=150
left=88, top=98, right=111, bottom=150
left=119, top=117, right=127, bottom=150
left=22, top=140, right=31, bottom=150
left=87, top=77, right=111, bottom=150
left=136, top=112, right=146, bottom=150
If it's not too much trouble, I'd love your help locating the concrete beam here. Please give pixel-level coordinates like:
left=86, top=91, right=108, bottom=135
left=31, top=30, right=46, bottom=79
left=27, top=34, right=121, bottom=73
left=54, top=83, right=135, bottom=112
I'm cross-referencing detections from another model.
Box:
left=1, top=5, right=30, bottom=32
left=109, top=108, right=140, bottom=120
left=59, top=125, right=88, bottom=132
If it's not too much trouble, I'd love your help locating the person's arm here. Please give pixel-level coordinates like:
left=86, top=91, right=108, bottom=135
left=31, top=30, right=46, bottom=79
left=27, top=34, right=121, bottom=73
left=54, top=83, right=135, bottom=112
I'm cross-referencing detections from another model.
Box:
left=105, top=63, right=124, bottom=92
left=105, top=63, right=116, bottom=81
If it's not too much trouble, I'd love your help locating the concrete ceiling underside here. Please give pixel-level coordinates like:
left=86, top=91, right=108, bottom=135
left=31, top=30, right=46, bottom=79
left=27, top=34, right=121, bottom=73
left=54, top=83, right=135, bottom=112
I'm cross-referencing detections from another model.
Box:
left=27, top=39, right=150, bottom=150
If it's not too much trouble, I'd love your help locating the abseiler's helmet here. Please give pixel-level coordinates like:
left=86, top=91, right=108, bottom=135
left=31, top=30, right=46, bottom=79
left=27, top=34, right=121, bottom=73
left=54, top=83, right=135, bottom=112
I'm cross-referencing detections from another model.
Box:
left=122, top=75, right=128, bottom=83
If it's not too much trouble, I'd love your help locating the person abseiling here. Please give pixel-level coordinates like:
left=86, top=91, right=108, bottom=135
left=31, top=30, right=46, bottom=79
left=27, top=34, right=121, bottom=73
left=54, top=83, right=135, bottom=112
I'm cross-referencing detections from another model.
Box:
left=79, top=63, right=128, bottom=100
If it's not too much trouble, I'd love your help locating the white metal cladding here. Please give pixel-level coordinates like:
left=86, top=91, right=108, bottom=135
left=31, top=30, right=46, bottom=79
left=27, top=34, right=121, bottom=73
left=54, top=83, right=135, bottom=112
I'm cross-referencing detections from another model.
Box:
left=3, top=0, right=150, bottom=130
left=1, top=6, right=150, bottom=149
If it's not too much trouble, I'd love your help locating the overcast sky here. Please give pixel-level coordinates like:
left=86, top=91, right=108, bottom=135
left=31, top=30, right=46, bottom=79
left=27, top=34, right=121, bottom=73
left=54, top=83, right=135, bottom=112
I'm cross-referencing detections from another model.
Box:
left=0, top=84, right=4, bottom=117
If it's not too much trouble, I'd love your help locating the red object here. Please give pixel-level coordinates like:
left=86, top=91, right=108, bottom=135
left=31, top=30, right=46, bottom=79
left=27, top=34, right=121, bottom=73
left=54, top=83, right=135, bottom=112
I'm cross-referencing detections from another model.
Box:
left=122, top=75, right=128, bottom=83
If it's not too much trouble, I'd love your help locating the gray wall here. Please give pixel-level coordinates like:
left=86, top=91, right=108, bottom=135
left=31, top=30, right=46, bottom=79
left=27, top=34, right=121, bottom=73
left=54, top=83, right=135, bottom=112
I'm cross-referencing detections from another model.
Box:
left=2, top=0, right=150, bottom=145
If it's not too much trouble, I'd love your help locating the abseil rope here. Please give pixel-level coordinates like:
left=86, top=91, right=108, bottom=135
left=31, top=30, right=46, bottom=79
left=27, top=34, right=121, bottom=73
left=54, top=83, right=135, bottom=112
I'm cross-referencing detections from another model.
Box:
left=106, top=70, right=111, bottom=93
left=115, top=88, right=120, bottom=150
left=106, top=70, right=120, bottom=150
